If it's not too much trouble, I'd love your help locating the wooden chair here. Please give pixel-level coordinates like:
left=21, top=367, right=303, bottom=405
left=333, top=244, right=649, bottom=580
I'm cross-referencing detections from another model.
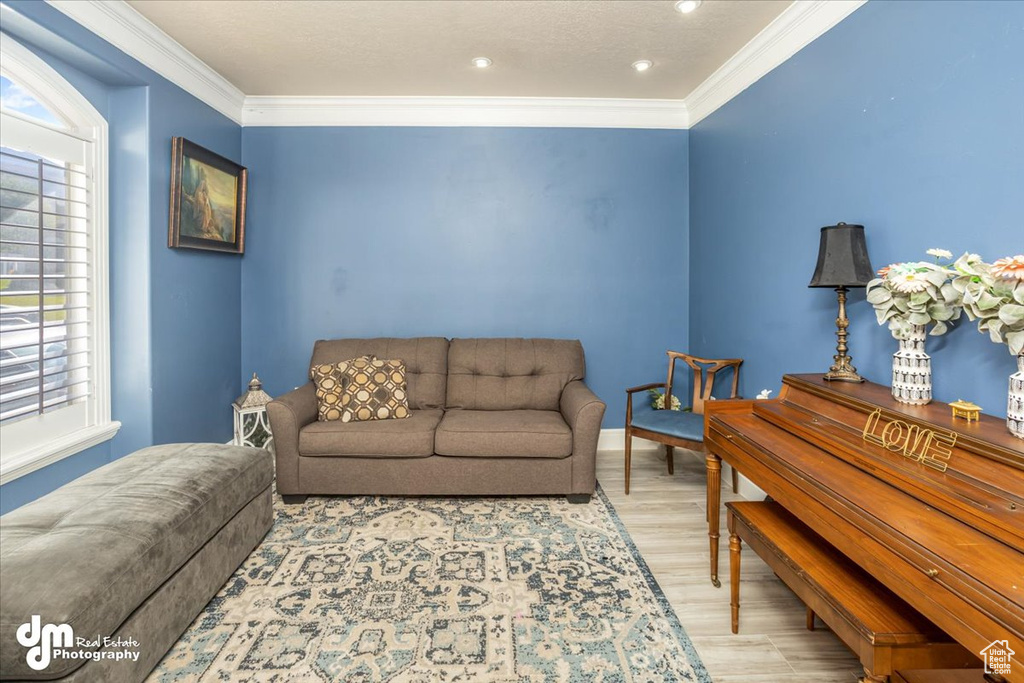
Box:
left=624, top=351, right=743, bottom=495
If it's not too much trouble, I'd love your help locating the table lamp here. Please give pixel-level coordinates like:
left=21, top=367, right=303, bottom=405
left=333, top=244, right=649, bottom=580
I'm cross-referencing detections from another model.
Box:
left=808, top=223, right=874, bottom=382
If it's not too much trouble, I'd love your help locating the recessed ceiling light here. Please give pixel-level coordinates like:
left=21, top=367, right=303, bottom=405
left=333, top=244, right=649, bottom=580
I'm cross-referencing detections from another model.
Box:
left=472, top=57, right=492, bottom=69
left=675, top=0, right=702, bottom=13
left=632, top=60, right=653, bottom=72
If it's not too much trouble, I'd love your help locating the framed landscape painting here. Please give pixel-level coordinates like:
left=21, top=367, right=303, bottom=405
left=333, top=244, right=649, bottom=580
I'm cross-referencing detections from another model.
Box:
left=168, top=137, right=247, bottom=254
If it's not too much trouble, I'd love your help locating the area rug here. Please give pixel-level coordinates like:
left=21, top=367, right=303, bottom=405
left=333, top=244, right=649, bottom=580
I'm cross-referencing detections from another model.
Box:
left=149, top=486, right=711, bottom=682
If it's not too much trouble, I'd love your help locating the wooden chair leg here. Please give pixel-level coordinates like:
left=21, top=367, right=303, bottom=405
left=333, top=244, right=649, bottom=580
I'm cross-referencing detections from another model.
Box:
left=624, top=429, right=633, bottom=495
left=806, top=607, right=815, bottom=631
left=729, top=512, right=741, bottom=634
left=666, top=445, right=674, bottom=475
left=731, top=466, right=739, bottom=494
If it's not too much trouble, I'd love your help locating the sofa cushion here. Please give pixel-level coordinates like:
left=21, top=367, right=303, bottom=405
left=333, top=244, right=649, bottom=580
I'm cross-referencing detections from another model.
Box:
left=435, top=409, right=573, bottom=458
left=337, top=357, right=411, bottom=422
left=446, top=338, right=585, bottom=411
left=299, top=409, right=443, bottom=457
left=310, top=338, right=448, bottom=410
left=0, top=444, right=272, bottom=680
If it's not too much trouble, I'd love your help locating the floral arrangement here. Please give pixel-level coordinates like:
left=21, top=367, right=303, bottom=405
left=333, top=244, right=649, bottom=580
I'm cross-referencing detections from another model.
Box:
left=866, top=248, right=963, bottom=339
left=952, top=253, right=1024, bottom=356
left=648, top=389, right=682, bottom=411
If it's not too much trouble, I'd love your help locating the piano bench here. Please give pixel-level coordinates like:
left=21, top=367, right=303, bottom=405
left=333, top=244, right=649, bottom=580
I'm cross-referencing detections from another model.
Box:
left=726, top=501, right=979, bottom=683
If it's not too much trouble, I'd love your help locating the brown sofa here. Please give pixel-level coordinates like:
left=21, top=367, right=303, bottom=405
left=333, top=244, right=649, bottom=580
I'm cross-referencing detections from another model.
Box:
left=267, top=337, right=606, bottom=504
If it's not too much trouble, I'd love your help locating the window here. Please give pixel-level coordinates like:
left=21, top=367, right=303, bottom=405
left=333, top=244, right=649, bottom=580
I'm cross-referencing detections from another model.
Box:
left=0, top=35, right=117, bottom=484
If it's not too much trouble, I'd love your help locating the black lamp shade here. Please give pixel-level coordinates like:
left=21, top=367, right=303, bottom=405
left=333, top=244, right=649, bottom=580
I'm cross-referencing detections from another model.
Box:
left=808, top=223, right=874, bottom=288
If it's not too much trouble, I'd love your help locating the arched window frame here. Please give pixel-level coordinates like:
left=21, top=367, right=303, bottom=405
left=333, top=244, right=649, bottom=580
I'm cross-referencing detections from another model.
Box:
left=0, top=33, right=118, bottom=484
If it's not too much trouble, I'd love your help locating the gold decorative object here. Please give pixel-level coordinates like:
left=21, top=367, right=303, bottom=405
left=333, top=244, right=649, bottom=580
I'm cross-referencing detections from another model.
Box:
left=861, top=408, right=956, bottom=472
left=950, top=400, right=981, bottom=423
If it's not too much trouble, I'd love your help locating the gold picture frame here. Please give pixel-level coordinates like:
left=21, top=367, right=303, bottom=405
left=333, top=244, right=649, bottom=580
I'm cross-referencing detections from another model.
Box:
left=168, top=137, right=247, bottom=254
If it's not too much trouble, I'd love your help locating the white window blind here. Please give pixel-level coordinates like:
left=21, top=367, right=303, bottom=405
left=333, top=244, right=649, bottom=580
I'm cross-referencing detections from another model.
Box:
left=0, top=113, right=92, bottom=425
left=0, top=32, right=117, bottom=484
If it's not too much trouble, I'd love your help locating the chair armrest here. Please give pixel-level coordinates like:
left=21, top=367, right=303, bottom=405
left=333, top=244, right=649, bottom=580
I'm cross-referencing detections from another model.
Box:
left=625, top=382, right=665, bottom=427
left=625, top=382, right=665, bottom=394
left=560, top=381, right=606, bottom=495
left=266, top=383, right=317, bottom=495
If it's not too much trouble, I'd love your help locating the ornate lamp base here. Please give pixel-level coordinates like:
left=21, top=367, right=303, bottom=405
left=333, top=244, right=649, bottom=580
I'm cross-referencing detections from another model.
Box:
left=822, top=286, right=865, bottom=383
left=823, top=361, right=864, bottom=383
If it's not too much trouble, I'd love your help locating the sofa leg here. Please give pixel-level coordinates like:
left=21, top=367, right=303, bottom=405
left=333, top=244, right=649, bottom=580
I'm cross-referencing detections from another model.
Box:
left=280, top=494, right=307, bottom=505
left=566, top=494, right=591, bottom=504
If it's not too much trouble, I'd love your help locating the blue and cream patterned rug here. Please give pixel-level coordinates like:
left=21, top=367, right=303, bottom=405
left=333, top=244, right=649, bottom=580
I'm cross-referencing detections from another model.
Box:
left=150, top=486, right=711, bottom=682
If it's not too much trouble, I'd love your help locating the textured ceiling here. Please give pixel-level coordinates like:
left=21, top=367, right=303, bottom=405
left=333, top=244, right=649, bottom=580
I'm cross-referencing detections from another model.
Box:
left=125, top=0, right=791, bottom=99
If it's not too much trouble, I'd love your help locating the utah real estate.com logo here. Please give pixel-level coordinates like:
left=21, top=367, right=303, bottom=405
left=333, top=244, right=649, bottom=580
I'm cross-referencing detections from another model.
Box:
left=16, top=615, right=140, bottom=671
left=980, top=639, right=1015, bottom=677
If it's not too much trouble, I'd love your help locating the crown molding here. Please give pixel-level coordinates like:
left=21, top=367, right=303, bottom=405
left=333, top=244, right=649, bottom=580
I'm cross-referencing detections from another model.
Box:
left=242, top=96, right=689, bottom=129
left=46, top=0, right=245, bottom=124
left=684, top=0, right=866, bottom=126
left=42, top=0, right=865, bottom=130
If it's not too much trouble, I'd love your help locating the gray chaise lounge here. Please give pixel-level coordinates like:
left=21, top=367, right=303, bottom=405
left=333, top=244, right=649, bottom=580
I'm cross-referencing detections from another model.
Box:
left=0, top=443, right=273, bottom=682
left=268, top=337, right=606, bottom=504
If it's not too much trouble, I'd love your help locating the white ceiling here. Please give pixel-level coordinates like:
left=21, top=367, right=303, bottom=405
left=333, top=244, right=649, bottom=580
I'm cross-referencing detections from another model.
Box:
left=125, top=0, right=792, bottom=99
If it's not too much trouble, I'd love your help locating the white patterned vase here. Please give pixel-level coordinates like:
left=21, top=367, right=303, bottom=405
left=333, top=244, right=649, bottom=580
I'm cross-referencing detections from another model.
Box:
left=1008, top=353, right=1024, bottom=439
left=892, top=325, right=931, bottom=405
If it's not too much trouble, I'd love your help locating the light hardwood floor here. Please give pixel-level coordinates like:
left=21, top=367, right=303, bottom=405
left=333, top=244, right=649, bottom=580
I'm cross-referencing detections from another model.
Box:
left=596, top=446, right=863, bottom=683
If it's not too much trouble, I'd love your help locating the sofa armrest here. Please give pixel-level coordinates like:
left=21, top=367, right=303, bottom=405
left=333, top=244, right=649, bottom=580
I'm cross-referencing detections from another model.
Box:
left=560, top=381, right=606, bottom=495
left=266, top=383, right=317, bottom=495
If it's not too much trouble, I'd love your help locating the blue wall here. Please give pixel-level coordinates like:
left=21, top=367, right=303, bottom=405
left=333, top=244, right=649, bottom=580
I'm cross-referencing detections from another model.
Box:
left=240, top=127, right=690, bottom=425
left=690, top=0, right=1023, bottom=414
left=0, top=2, right=242, bottom=513
left=5, top=0, right=1021, bottom=513
left=148, top=88, right=241, bottom=445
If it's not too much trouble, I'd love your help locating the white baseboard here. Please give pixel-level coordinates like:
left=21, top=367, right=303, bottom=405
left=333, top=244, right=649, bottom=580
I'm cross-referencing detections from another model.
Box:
left=598, top=428, right=767, bottom=502
left=734, top=472, right=767, bottom=501
left=597, top=428, right=662, bottom=453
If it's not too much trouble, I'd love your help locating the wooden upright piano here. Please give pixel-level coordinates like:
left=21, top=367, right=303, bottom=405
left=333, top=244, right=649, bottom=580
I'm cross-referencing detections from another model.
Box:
left=704, top=375, right=1024, bottom=682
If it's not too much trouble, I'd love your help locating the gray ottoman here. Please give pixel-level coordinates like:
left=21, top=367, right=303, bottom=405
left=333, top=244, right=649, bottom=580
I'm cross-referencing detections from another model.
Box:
left=0, top=443, right=273, bottom=682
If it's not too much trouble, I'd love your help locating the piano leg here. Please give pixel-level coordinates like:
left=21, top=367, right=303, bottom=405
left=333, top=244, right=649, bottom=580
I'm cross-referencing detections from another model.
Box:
left=706, top=453, right=722, bottom=587
left=729, top=512, right=741, bottom=634
left=860, top=669, right=887, bottom=683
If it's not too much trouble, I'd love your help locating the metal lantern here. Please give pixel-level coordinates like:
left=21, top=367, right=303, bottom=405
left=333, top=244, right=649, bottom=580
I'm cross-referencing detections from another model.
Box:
left=233, top=373, right=273, bottom=449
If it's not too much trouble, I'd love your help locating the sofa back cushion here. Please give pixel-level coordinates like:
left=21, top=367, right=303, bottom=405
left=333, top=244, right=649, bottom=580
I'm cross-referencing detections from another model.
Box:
left=446, top=338, right=585, bottom=411
left=309, top=337, right=448, bottom=410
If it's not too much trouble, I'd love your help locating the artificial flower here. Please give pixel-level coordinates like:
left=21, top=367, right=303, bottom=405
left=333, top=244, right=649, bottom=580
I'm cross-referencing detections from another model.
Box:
left=991, top=255, right=1024, bottom=282
left=647, top=388, right=681, bottom=410
left=889, top=272, right=930, bottom=293
left=866, top=251, right=962, bottom=339
left=952, top=252, right=1024, bottom=356
left=926, top=248, right=953, bottom=260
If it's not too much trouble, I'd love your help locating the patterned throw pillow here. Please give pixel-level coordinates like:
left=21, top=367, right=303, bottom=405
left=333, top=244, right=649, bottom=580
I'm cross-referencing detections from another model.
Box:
left=338, top=357, right=411, bottom=422
left=310, top=356, right=373, bottom=422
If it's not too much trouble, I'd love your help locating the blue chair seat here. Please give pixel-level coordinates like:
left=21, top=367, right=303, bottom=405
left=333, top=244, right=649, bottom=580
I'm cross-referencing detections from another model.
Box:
left=630, top=404, right=705, bottom=442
